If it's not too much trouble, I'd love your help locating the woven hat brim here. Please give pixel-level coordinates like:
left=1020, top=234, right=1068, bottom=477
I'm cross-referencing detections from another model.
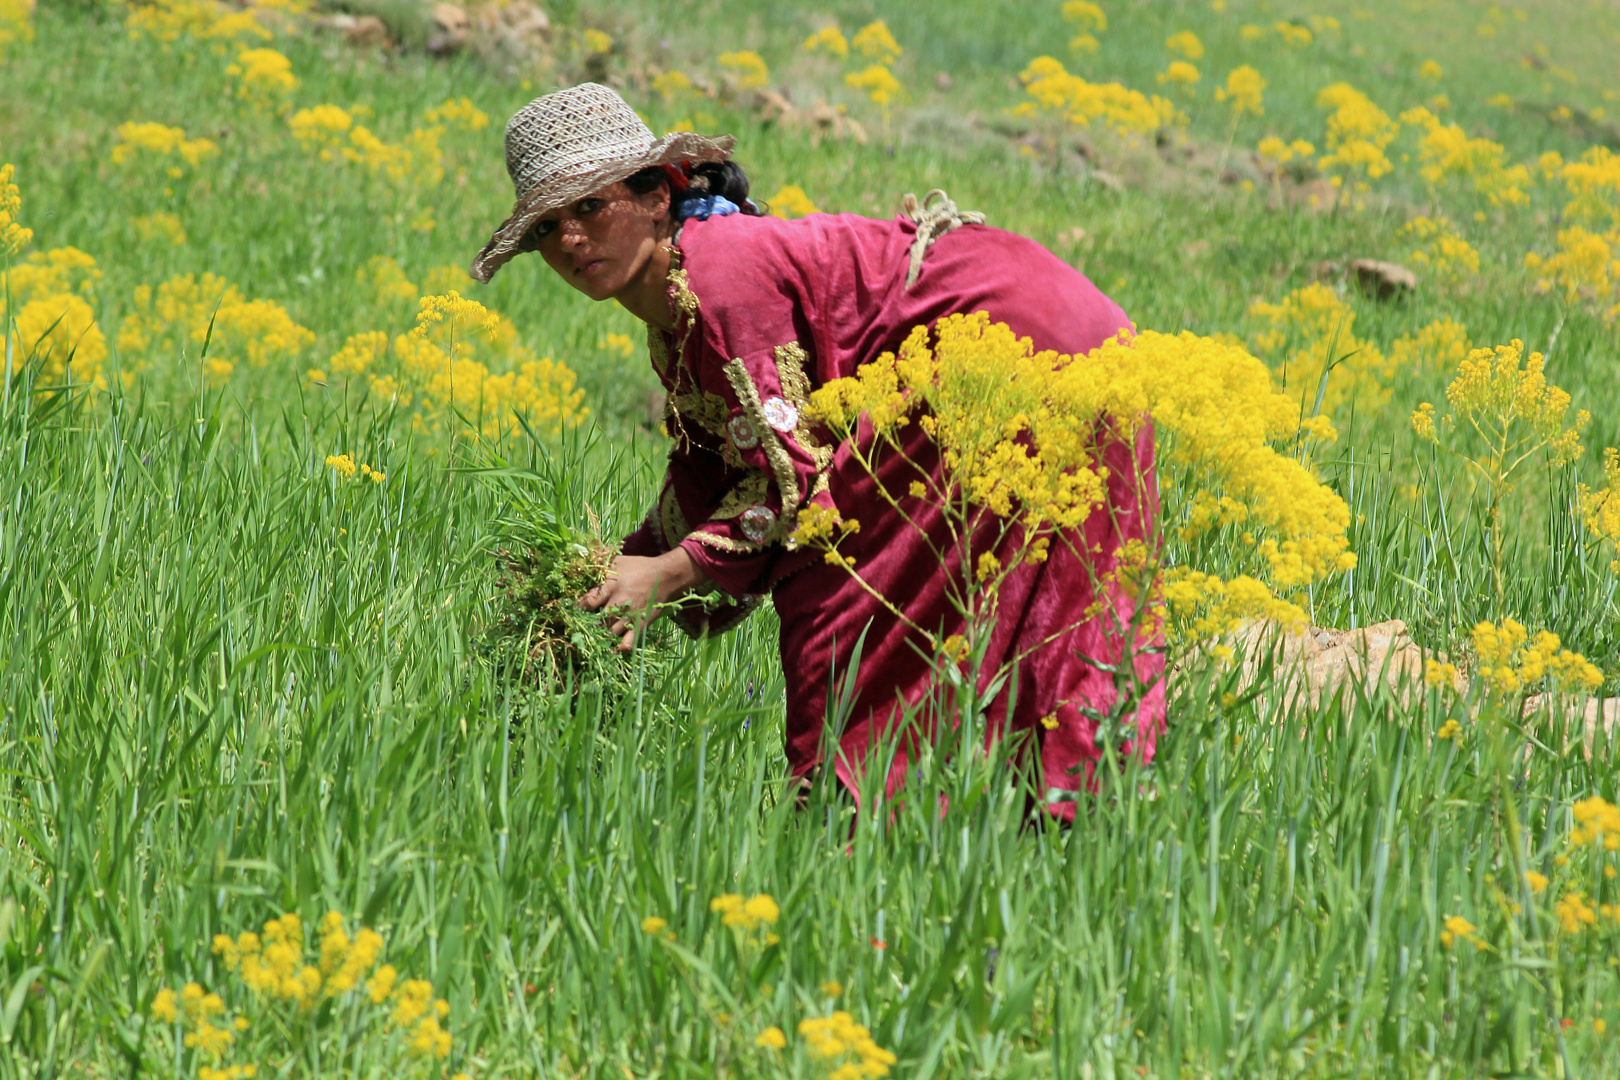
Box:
left=469, top=131, right=735, bottom=283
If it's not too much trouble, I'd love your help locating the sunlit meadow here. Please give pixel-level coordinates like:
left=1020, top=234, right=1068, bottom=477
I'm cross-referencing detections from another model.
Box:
left=4, top=0, right=1620, bottom=1076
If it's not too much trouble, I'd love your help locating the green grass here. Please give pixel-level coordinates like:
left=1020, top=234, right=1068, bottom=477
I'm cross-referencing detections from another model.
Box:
left=4, top=0, right=1620, bottom=1076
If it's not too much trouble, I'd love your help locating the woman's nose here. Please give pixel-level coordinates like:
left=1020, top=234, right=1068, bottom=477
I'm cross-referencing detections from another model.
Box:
left=558, top=221, right=586, bottom=248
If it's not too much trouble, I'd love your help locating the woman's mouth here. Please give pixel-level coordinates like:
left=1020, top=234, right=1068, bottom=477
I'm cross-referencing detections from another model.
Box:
left=575, top=258, right=605, bottom=278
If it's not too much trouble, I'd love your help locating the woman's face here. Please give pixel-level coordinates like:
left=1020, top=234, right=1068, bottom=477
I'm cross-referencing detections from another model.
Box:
left=530, top=180, right=671, bottom=302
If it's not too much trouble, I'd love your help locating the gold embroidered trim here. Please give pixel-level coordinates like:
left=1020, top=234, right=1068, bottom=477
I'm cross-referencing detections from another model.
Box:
left=647, top=324, right=671, bottom=380
left=686, top=528, right=767, bottom=554
left=774, top=341, right=834, bottom=470
left=709, top=470, right=771, bottom=522
left=722, top=357, right=801, bottom=544
left=668, top=387, right=732, bottom=441
left=657, top=482, right=688, bottom=549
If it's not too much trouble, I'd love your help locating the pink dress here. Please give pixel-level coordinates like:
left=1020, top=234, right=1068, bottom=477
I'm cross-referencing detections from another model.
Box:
left=620, top=211, right=1163, bottom=818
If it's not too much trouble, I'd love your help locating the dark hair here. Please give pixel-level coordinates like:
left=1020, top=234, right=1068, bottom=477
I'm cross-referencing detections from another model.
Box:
left=624, top=161, right=766, bottom=216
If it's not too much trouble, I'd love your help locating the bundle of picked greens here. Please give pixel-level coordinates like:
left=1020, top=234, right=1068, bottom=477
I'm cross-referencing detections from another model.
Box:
left=471, top=440, right=673, bottom=702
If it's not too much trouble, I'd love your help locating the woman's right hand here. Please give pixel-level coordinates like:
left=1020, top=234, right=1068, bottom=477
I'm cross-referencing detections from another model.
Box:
left=579, top=547, right=707, bottom=651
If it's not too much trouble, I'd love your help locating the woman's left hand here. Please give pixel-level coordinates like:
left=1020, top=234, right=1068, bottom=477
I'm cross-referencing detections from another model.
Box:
left=579, top=548, right=707, bottom=651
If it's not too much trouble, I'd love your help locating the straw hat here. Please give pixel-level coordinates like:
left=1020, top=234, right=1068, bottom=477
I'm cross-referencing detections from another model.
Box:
left=469, top=83, right=734, bottom=282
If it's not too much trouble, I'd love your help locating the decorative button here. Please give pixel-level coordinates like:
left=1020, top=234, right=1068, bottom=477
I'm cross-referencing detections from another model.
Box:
left=761, top=396, right=799, bottom=432
left=739, top=505, right=777, bottom=542
left=727, top=414, right=761, bottom=449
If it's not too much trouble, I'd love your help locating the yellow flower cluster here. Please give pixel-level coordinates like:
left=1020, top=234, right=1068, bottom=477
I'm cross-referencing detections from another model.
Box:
left=1470, top=619, right=1604, bottom=695
left=287, top=105, right=445, bottom=187
left=808, top=315, right=1352, bottom=642
left=1164, top=30, right=1202, bottom=59
left=133, top=210, right=188, bottom=246
left=1389, top=320, right=1471, bottom=383
left=1161, top=567, right=1308, bottom=643
left=1214, top=65, right=1265, bottom=117
left=125, top=0, right=270, bottom=48
left=1018, top=56, right=1183, bottom=136
left=1156, top=61, right=1199, bottom=93
left=803, top=25, right=848, bottom=59
left=0, top=0, right=33, bottom=61
left=1399, top=216, right=1480, bottom=285
left=1440, top=913, right=1485, bottom=949
left=1398, top=107, right=1529, bottom=206
left=651, top=69, right=693, bottom=100
left=423, top=96, right=489, bottom=131
left=0, top=163, right=31, bottom=255
left=1256, top=136, right=1315, bottom=167
left=342, top=292, right=585, bottom=440
left=110, top=121, right=220, bottom=176
left=1248, top=282, right=1392, bottom=416
left=768, top=184, right=820, bottom=218
left=358, top=254, right=419, bottom=304
left=325, top=453, right=385, bottom=483
left=718, top=50, right=769, bottom=90
left=1272, top=21, right=1313, bottom=47
left=1524, top=226, right=1619, bottom=315
left=710, top=892, right=780, bottom=930
left=1571, top=796, right=1620, bottom=849
left=1554, top=891, right=1598, bottom=934
left=851, top=20, right=901, bottom=64
left=198, top=1066, right=259, bottom=1080
left=118, top=272, right=314, bottom=384
left=208, top=911, right=454, bottom=1058
left=1, top=246, right=108, bottom=391
left=798, top=1011, right=898, bottom=1079
left=1578, top=448, right=1620, bottom=573
left=1061, top=0, right=1106, bottom=54
left=1315, top=83, right=1397, bottom=186
left=1555, top=146, right=1620, bottom=230
left=150, top=982, right=250, bottom=1060
left=846, top=64, right=901, bottom=108
left=1413, top=339, right=1588, bottom=467
left=225, top=47, right=298, bottom=109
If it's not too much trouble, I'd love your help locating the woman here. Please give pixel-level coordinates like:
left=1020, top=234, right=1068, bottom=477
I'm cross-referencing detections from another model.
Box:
left=471, top=84, right=1163, bottom=816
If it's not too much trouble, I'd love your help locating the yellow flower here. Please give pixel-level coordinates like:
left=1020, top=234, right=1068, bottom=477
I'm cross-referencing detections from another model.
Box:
left=1440, top=913, right=1477, bottom=948
left=1164, top=30, right=1203, bottom=59
left=755, top=1025, right=788, bottom=1049
left=422, top=96, right=489, bottom=131
left=1426, top=660, right=1460, bottom=691
left=851, top=20, right=901, bottom=64
left=1418, top=59, right=1443, bottom=81
left=821, top=980, right=844, bottom=997
left=640, top=916, right=669, bottom=934
left=225, top=47, right=298, bottom=107
left=1215, top=66, right=1266, bottom=116
left=1021, top=57, right=1183, bottom=134
left=1436, top=719, right=1461, bottom=740
left=803, top=25, right=848, bottom=59
left=846, top=64, right=901, bottom=108
left=718, top=50, right=769, bottom=90
left=151, top=987, right=179, bottom=1024
left=1061, top=1, right=1106, bottom=33
left=1273, top=21, right=1312, bottom=47
left=326, top=453, right=357, bottom=478
left=1526, top=870, right=1550, bottom=894
left=581, top=28, right=611, bottom=55
left=1156, top=61, right=1200, bottom=91
left=1315, top=83, right=1396, bottom=184
left=767, top=184, right=820, bottom=218
left=1039, top=713, right=1060, bottom=730
left=1556, top=891, right=1598, bottom=933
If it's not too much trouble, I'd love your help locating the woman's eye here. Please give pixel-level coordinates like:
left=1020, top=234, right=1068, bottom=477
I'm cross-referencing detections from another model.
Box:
left=576, top=198, right=602, bottom=214
left=532, top=220, right=557, bottom=240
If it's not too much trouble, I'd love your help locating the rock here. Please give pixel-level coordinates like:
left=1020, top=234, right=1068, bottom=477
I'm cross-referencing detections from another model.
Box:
left=1225, top=618, right=1438, bottom=711
left=1350, top=258, right=1417, bottom=300
left=343, top=15, right=391, bottom=48
left=756, top=95, right=867, bottom=146
left=429, top=2, right=470, bottom=53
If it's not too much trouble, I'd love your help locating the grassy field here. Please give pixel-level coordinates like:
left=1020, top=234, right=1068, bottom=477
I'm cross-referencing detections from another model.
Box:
left=4, top=0, right=1620, bottom=1076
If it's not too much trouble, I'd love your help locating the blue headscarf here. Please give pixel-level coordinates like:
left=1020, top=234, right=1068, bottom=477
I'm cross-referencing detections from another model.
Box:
left=672, top=194, right=742, bottom=221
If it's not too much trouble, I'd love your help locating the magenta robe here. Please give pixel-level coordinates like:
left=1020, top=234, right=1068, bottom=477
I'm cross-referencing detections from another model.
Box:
left=621, top=211, right=1163, bottom=818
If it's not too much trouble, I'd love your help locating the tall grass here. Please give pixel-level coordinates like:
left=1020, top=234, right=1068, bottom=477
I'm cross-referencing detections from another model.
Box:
left=3, top=0, right=1620, bottom=1076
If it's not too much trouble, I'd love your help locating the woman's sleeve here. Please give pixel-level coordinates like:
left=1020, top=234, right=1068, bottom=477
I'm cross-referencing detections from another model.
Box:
left=674, top=335, right=833, bottom=598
